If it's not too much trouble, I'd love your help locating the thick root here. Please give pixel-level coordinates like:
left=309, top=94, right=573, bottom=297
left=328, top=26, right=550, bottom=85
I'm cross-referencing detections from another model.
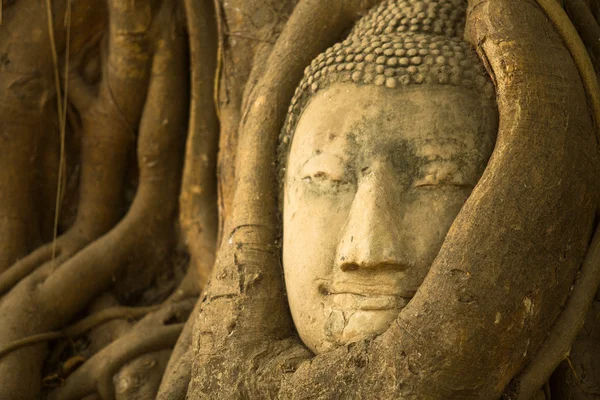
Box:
left=0, top=117, right=45, bottom=274
left=0, top=2, right=186, bottom=397
left=0, top=0, right=150, bottom=292
left=0, top=232, right=88, bottom=296
left=0, top=0, right=154, bottom=289
left=156, top=297, right=201, bottom=399
left=156, top=349, right=193, bottom=400
left=0, top=304, right=160, bottom=360
left=512, top=222, right=600, bottom=399
left=49, top=299, right=193, bottom=400
left=114, top=350, right=172, bottom=400
left=179, top=0, right=219, bottom=289
left=0, top=0, right=106, bottom=274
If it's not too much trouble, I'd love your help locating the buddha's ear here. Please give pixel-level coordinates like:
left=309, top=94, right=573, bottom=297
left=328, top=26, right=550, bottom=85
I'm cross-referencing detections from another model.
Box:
left=382, top=1, right=598, bottom=399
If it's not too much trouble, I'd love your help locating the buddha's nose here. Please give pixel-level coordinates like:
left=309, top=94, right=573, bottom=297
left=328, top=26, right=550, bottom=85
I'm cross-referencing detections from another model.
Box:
left=335, top=168, right=406, bottom=272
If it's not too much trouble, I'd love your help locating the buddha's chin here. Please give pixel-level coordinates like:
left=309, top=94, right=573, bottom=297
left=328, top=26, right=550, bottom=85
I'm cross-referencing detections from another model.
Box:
left=311, top=307, right=401, bottom=353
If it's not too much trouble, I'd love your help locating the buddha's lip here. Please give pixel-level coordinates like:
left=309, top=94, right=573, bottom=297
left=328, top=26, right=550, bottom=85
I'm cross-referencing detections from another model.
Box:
left=323, top=282, right=416, bottom=298
left=329, top=293, right=410, bottom=310
left=320, top=283, right=414, bottom=310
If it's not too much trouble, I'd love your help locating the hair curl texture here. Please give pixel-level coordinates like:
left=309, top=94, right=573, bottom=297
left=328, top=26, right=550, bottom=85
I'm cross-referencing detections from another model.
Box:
left=278, top=0, right=496, bottom=188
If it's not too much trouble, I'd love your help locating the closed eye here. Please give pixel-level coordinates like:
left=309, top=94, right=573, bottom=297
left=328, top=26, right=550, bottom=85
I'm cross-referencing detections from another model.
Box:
left=303, top=171, right=351, bottom=189
left=299, top=154, right=354, bottom=192
left=414, top=179, right=473, bottom=189
left=304, top=171, right=343, bottom=182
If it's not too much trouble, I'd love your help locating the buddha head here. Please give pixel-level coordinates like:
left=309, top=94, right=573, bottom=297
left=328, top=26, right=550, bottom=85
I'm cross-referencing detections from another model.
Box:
left=280, top=0, right=498, bottom=354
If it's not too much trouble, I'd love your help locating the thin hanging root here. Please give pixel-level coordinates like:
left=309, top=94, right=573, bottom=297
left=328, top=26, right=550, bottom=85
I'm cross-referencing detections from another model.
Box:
left=0, top=304, right=160, bottom=360
left=50, top=300, right=194, bottom=400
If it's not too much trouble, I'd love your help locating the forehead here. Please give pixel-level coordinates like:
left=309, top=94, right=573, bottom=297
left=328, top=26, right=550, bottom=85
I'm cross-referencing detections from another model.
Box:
left=290, top=83, right=496, bottom=159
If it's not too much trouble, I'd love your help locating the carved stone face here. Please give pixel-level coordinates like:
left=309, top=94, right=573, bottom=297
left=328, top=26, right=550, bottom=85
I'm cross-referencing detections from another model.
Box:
left=283, top=83, right=497, bottom=354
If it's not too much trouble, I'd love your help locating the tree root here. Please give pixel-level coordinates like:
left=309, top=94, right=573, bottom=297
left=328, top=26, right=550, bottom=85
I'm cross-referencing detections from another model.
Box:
left=156, top=296, right=201, bottom=400
left=0, top=2, right=186, bottom=397
left=0, top=0, right=106, bottom=274
left=535, top=0, right=600, bottom=143
left=564, top=0, right=600, bottom=65
left=154, top=1, right=219, bottom=395
left=0, top=304, right=160, bottom=360
left=49, top=299, right=193, bottom=400
left=54, top=325, right=183, bottom=400
left=114, top=350, right=172, bottom=400
left=0, top=232, right=88, bottom=296
left=190, top=0, right=599, bottom=399
left=513, top=221, right=600, bottom=400
left=179, top=0, right=218, bottom=289
left=157, top=349, right=193, bottom=400
left=0, top=116, right=45, bottom=274
left=506, top=3, right=600, bottom=397
left=1, top=0, right=150, bottom=291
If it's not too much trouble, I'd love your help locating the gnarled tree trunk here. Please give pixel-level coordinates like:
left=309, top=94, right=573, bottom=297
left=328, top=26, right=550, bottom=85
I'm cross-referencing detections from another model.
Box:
left=0, top=0, right=599, bottom=399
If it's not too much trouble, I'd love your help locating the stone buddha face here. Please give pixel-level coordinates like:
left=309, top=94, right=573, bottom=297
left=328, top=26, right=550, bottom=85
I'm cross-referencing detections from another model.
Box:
left=283, top=82, right=497, bottom=354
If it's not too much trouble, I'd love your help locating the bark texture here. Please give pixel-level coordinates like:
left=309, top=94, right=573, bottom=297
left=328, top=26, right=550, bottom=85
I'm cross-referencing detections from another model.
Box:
left=0, top=0, right=598, bottom=398
left=0, top=0, right=204, bottom=399
left=187, top=0, right=598, bottom=399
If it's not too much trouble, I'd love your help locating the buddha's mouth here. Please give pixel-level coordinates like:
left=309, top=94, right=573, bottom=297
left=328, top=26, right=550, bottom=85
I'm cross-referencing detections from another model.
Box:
left=319, top=283, right=413, bottom=311
left=330, top=292, right=410, bottom=310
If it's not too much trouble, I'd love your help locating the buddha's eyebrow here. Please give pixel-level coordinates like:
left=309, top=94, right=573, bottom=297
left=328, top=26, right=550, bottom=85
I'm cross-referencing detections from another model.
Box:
left=412, top=137, right=469, bottom=161
left=299, top=152, right=348, bottom=171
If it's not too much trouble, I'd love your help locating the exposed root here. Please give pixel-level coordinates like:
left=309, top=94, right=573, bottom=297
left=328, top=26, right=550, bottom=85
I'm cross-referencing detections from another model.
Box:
left=157, top=348, right=193, bottom=400
left=513, top=221, right=600, bottom=399
left=55, top=325, right=183, bottom=400
left=0, top=232, right=87, bottom=296
left=0, top=304, right=160, bottom=360
left=1, top=0, right=149, bottom=292
left=67, top=305, right=161, bottom=337
left=49, top=299, right=193, bottom=400
left=0, top=0, right=106, bottom=274
left=535, top=0, right=600, bottom=143
left=180, top=0, right=219, bottom=289
left=0, top=117, right=45, bottom=274
left=213, top=0, right=224, bottom=122
left=35, top=0, right=187, bottom=318
left=0, top=332, right=65, bottom=361
left=114, top=350, right=172, bottom=400
left=565, top=0, right=600, bottom=64
left=157, top=296, right=201, bottom=399
left=0, top=1, right=185, bottom=397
